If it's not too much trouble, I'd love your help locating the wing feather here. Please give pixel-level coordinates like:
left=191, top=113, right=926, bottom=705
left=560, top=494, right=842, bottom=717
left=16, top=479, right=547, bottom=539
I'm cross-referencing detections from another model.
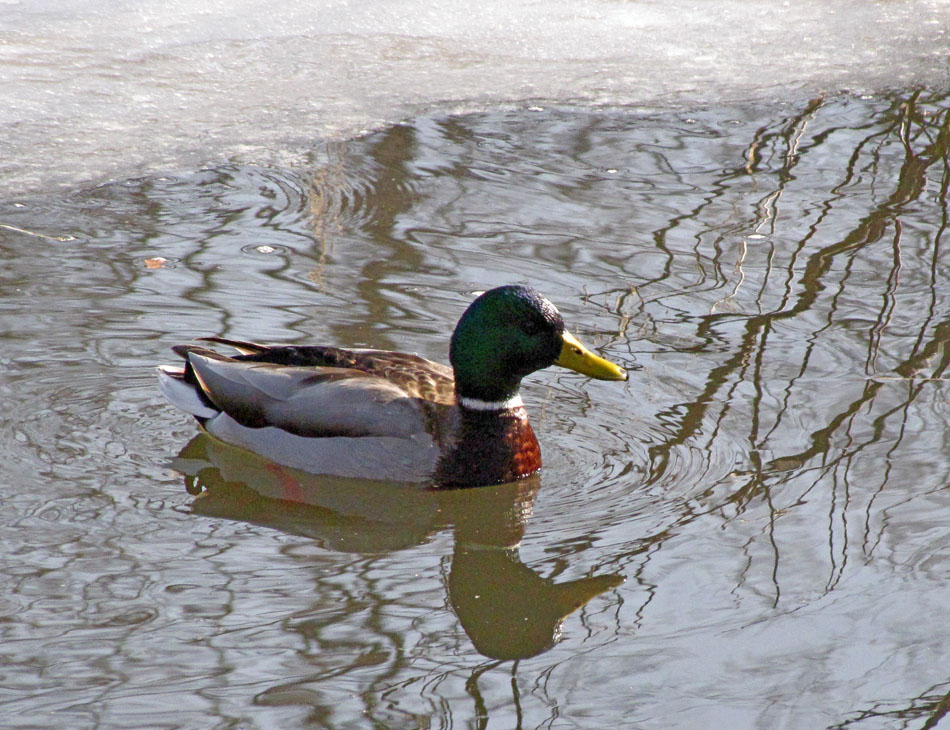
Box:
left=187, top=353, right=430, bottom=438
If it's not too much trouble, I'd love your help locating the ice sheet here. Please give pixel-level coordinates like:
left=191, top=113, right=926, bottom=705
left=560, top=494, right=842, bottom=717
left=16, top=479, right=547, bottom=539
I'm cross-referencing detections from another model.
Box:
left=2, top=0, right=949, bottom=193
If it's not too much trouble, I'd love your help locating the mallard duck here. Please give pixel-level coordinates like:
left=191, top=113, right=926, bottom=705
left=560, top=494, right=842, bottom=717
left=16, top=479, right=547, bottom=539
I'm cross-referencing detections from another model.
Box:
left=158, top=285, right=626, bottom=487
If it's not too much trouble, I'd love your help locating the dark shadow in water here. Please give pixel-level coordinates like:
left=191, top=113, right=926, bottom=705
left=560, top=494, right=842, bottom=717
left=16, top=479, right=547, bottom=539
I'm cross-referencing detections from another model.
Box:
left=174, top=433, right=623, bottom=663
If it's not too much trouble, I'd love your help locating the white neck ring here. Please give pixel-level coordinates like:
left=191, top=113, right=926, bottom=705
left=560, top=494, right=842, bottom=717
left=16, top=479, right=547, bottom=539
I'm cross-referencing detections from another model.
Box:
left=458, top=394, right=524, bottom=412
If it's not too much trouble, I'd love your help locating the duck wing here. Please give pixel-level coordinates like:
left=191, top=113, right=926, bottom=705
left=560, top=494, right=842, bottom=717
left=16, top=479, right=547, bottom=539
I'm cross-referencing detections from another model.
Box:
left=175, top=344, right=450, bottom=440
left=198, top=337, right=456, bottom=404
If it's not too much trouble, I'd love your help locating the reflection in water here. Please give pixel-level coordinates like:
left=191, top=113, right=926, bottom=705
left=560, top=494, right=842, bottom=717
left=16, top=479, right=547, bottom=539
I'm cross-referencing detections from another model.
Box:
left=613, top=90, right=950, bottom=577
left=830, top=680, right=950, bottom=730
left=449, top=543, right=622, bottom=661
left=177, top=434, right=623, bottom=661
left=300, top=89, right=950, bottom=725
left=2, top=89, right=950, bottom=727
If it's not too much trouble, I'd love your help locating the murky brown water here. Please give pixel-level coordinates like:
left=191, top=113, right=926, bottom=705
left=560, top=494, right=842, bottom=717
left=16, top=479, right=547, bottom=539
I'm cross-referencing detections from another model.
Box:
left=2, top=89, right=949, bottom=729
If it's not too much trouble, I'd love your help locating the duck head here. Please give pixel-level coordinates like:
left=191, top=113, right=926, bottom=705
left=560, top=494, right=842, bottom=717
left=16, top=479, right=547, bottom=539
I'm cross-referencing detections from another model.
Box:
left=449, top=285, right=627, bottom=403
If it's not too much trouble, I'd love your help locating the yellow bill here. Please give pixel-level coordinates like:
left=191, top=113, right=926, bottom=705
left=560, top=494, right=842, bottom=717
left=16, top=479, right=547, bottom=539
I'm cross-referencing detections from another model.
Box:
left=555, top=330, right=627, bottom=381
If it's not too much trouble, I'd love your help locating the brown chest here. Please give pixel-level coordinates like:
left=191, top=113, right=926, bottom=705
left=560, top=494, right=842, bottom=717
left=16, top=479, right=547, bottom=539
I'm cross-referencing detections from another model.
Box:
left=434, top=407, right=542, bottom=488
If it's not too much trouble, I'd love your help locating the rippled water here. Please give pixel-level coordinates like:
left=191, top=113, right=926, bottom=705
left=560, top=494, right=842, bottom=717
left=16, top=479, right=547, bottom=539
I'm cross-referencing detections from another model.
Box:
left=2, top=90, right=950, bottom=728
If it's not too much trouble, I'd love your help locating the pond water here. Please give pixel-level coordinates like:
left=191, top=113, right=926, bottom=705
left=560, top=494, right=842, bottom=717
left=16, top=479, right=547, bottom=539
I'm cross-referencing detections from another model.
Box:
left=2, top=90, right=950, bottom=728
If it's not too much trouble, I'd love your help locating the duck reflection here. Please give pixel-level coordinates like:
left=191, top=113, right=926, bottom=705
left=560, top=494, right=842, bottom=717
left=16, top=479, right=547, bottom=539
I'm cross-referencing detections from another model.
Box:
left=173, top=433, right=623, bottom=661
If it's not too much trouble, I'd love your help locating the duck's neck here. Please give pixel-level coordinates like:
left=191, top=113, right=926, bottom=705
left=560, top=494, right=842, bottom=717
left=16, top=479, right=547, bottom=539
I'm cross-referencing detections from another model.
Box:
left=434, top=396, right=541, bottom=488
left=457, top=393, right=525, bottom=411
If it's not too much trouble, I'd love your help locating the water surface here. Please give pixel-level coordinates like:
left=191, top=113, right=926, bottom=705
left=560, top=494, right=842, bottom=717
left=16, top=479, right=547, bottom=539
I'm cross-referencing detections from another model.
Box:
left=2, top=90, right=950, bottom=728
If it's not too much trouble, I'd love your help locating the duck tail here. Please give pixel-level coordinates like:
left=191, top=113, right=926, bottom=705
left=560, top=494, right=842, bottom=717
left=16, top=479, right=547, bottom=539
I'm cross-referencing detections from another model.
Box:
left=158, top=343, right=239, bottom=420
left=197, top=336, right=268, bottom=355
left=157, top=365, right=219, bottom=420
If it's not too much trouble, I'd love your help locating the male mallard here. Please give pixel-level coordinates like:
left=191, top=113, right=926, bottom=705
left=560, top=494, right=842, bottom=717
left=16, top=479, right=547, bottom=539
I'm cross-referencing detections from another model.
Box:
left=158, top=285, right=626, bottom=487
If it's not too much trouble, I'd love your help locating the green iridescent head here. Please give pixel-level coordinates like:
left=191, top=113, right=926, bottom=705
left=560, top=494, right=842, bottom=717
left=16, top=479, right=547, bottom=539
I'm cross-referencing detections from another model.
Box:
left=449, top=285, right=626, bottom=402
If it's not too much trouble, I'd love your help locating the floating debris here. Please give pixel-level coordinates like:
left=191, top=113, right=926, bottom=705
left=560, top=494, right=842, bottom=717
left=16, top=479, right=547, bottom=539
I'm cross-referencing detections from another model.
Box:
left=0, top=223, right=76, bottom=242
